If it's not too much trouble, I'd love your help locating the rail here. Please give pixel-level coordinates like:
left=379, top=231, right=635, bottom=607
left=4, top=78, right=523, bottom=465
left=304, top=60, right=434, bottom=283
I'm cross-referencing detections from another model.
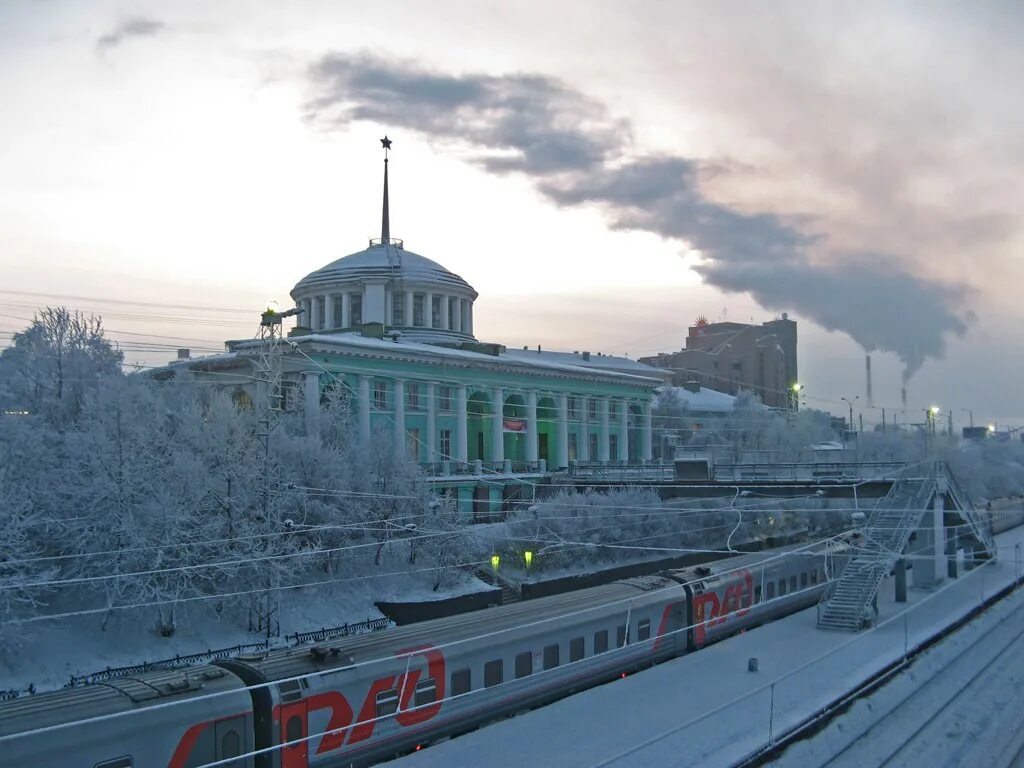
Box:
left=286, top=617, right=391, bottom=645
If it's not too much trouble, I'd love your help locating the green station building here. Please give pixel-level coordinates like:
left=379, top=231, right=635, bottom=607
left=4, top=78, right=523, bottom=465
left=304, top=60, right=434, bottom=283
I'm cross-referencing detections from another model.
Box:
left=159, top=148, right=663, bottom=518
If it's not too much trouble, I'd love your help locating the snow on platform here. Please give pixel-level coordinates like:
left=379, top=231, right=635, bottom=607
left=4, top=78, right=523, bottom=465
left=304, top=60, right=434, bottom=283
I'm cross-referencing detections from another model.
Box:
left=386, top=526, right=1024, bottom=768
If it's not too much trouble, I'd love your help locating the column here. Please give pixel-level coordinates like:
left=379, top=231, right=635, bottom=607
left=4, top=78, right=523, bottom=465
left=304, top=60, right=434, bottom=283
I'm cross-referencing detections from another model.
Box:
left=404, top=291, right=415, bottom=328
left=425, top=382, right=437, bottom=463
left=358, top=375, right=371, bottom=442
left=309, top=296, right=321, bottom=330
left=452, top=298, right=462, bottom=333
left=933, top=476, right=946, bottom=584
left=426, top=291, right=435, bottom=329
left=491, top=386, right=505, bottom=463
left=619, top=399, right=629, bottom=463
left=439, top=294, right=449, bottom=330
left=323, top=294, right=334, bottom=330
left=342, top=293, right=351, bottom=328
left=556, top=393, right=570, bottom=470
left=579, top=398, right=590, bottom=462
left=456, top=385, right=469, bottom=463
left=462, top=300, right=470, bottom=334
left=303, top=371, right=320, bottom=439
left=526, top=390, right=539, bottom=462
left=642, top=399, right=654, bottom=462
left=393, top=379, right=406, bottom=459
left=599, top=397, right=611, bottom=462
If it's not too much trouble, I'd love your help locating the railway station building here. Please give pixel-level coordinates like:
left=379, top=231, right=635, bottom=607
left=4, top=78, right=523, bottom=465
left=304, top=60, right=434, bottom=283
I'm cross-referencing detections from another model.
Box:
left=156, top=146, right=663, bottom=517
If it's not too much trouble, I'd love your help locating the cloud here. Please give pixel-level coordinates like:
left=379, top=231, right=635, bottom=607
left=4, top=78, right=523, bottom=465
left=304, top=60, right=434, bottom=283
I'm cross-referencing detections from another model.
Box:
left=304, top=53, right=973, bottom=379
left=96, top=18, right=164, bottom=51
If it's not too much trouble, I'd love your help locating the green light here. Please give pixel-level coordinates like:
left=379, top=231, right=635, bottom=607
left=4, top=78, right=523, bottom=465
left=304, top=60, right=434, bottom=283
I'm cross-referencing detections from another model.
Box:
left=930, top=406, right=940, bottom=415
left=792, top=382, right=803, bottom=392
left=524, top=550, right=533, bottom=567
left=491, top=554, right=500, bottom=571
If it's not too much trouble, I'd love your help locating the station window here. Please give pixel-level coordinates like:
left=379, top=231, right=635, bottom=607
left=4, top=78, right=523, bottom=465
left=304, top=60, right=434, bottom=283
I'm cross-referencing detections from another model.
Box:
left=594, top=630, right=609, bottom=654
left=332, top=295, right=344, bottom=327
left=637, top=619, right=651, bottom=642
left=392, top=292, right=405, bottom=325
left=543, top=644, right=560, bottom=670
left=567, top=397, right=577, bottom=418
left=373, top=380, right=387, bottom=409
left=617, top=624, right=629, bottom=648
left=588, top=398, right=597, bottom=420
left=484, top=659, right=503, bottom=688
left=439, top=386, right=452, bottom=411
left=515, top=651, right=533, bottom=679
left=376, top=689, right=399, bottom=718
left=570, top=637, right=585, bottom=662
left=431, top=295, right=442, bottom=328
left=413, top=294, right=425, bottom=326
left=407, top=382, right=420, bottom=410
left=349, top=294, right=362, bottom=326
left=440, top=429, right=452, bottom=460
left=451, top=668, right=471, bottom=696
left=414, top=678, right=437, bottom=707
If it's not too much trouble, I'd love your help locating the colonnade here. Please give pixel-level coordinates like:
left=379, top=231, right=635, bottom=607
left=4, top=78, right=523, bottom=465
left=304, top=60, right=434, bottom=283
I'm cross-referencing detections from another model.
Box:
left=299, top=289, right=473, bottom=334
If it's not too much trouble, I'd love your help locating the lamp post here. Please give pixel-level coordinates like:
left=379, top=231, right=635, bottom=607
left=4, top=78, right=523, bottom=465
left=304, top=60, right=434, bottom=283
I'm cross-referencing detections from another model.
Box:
left=961, top=408, right=974, bottom=428
left=524, top=550, right=533, bottom=580
left=841, top=396, right=859, bottom=432
left=790, top=383, right=803, bottom=411
left=871, top=406, right=887, bottom=433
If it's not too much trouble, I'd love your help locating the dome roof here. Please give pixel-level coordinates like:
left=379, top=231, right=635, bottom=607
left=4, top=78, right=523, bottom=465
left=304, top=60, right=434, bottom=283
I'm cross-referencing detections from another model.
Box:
left=290, top=242, right=477, bottom=298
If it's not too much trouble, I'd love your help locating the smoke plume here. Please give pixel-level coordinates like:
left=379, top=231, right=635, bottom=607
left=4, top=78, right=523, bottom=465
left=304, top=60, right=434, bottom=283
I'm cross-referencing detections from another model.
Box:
left=304, top=53, right=973, bottom=376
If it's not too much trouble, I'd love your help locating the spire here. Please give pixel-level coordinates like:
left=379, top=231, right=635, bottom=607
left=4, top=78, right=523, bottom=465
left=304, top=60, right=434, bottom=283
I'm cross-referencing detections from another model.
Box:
left=380, top=135, right=392, bottom=243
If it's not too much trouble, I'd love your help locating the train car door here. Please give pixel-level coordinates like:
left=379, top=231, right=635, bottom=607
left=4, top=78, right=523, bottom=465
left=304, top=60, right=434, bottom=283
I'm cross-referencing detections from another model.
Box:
left=214, top=716, right=247, bottom=768
left=279, top=700, right=309, bottom=768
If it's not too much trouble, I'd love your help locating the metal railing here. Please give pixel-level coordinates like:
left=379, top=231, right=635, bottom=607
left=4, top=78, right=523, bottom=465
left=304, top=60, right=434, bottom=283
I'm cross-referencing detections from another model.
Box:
left=286, top=617, right=391, bottom=645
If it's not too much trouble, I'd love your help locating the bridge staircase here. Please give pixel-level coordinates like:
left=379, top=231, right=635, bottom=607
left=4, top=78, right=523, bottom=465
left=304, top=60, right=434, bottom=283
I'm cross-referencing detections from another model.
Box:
left=817, top=478, right=935, bottom=631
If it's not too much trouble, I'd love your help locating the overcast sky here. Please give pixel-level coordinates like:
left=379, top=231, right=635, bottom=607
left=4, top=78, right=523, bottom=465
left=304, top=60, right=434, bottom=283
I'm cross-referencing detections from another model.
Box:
left=1, top=1, right=1021, bottom=426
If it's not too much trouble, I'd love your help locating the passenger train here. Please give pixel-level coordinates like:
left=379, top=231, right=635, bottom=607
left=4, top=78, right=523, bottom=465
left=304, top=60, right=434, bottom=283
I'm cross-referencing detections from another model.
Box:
left=0, top=540, right=849, bottom=768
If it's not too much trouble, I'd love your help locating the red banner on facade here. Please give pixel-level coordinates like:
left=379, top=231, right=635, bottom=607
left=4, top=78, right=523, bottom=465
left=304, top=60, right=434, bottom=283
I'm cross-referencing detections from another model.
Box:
left=503, top=418, right=527, bottom=433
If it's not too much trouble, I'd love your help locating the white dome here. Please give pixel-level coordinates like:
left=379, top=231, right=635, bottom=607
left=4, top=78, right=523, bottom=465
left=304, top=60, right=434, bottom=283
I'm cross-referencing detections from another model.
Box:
left=291, top=242, right=476, bottom=297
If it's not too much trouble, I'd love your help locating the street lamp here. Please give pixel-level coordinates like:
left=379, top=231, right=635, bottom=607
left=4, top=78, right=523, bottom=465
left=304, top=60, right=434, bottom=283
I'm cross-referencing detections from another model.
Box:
left=871, top=405, right=887, bottom=433
left=524, top=550, right=533, bottom=579
left=841, top=396, right=860, bottom=431
left=790, top=382, right=803, bottom=411
left=961, top=408, right=974, bottom=428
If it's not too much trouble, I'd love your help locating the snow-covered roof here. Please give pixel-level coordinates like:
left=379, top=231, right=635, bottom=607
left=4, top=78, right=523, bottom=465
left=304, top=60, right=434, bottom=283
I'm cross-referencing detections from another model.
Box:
left=291, top=244, right=476, bottom=297
left=666, top=385, right=736, bottom=414
left=224, top=332, right=663, bottom=388
left=501, top=349, right=667, bottom=376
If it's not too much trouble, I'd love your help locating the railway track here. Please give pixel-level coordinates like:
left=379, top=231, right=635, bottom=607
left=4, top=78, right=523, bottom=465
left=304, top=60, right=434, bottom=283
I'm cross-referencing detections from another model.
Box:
left=770, top=583, right=1024, bottom=768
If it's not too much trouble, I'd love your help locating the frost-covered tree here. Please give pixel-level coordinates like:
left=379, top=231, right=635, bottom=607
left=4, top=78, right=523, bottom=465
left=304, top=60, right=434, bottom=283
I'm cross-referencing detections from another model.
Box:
left=0, top=307, right=123, bottom=423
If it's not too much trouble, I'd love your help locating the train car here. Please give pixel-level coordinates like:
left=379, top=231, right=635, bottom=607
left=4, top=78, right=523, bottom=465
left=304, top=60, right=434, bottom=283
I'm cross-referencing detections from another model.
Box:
left=0, top=665, right=254, bottom=768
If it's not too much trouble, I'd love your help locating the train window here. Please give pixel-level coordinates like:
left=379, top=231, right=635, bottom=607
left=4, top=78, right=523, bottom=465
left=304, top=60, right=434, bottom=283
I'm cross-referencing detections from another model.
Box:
left=286, top=715, right=303, bottom=743
left=594, top=630, right=609, bottom=654
left=755, top=585, right=762, bottom=603
left=617, top=624, right=629, bottom=648
left=95, top=759, right=132, bottom=768
left=220, top=731, right=241, bottom=758
left=515, top=651, right=533, bottom=679
left=811, top=569, right=819, bottom=585
left=766, top=582, right=775, bottom=599
left=800, top=572, right=808, bottom=588
left=637, top=619, right=651, bottom=642
left=484, top=659, right=503, bottom=688
left=376, top=689, right=399, bottom=718
left=451, top=668, right=471, bottom=695
left=778, top=579, right=786, bottom=596
left=543, top=644, right=560, bottom=670
left=570, top=637, right=585, bottom=662
left=414, top=678, right=437, bottom=707
left=790, top=575, right=798, bottom=592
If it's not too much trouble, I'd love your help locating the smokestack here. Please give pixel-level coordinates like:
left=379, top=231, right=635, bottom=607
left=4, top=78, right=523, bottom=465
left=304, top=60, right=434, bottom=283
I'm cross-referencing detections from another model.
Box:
left=865, top=354, right=873, bottom=408
left=901, top=386, right=907, bottom=410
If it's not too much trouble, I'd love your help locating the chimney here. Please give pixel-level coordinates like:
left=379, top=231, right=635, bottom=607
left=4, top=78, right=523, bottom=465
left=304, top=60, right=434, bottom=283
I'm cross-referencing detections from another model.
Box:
left=684, top=380, right=700, bottom=393
left=865, top=354, right=873, bottom=407
left=582, top=351, right=591, bottom=361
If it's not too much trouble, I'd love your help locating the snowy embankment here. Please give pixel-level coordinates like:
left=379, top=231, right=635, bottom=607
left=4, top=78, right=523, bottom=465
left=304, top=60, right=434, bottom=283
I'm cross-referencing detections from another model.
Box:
left=385, top=525, right=1024, bottom=768
left=0, top=572, right=486, bottom=694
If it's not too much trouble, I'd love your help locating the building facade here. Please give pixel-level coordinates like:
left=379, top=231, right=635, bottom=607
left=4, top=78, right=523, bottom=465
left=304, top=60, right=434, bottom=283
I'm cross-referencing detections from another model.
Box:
left=155, top=147, right=661, bottom=518
left=639, top=315, right=798, bottom=408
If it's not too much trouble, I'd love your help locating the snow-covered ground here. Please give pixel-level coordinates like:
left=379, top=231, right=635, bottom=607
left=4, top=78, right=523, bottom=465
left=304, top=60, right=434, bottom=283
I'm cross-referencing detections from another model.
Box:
left=0, top=572, right=487, bottom=693
left=384, top=525, right=1024, bottom=768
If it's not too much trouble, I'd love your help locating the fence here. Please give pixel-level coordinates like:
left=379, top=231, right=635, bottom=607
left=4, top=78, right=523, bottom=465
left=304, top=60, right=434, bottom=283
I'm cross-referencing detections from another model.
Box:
left=65, top=641, right=272, bottom=688
left=0, top=684, right=36, bottom=701
left=286, top=617, right=391, bottom=645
